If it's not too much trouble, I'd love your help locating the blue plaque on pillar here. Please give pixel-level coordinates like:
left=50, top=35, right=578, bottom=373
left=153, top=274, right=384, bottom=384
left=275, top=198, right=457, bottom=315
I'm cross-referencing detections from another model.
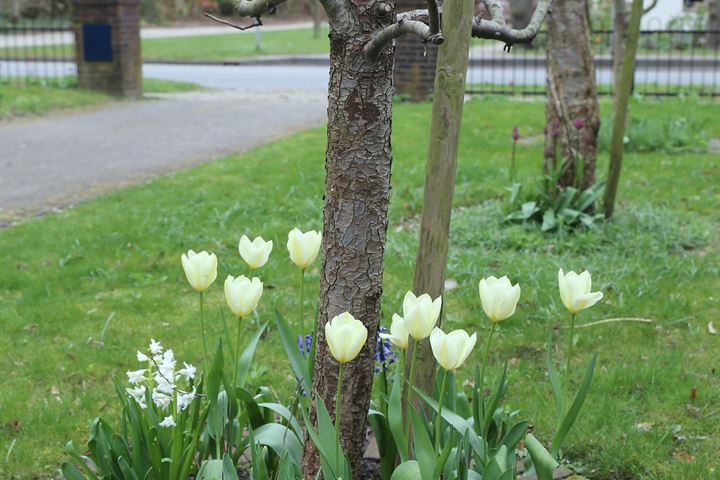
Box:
left=83, top=23, right=113, bottom=62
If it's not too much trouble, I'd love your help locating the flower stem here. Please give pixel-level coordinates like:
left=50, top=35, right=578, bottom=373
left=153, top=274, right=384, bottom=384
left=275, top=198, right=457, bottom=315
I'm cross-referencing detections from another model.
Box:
left=233, top=315, right=242, bottom=395
left=510, top=141, right=517, bottom=183
left=199, top=292, right=209, bottom=372
left=404, top=343, right=419, bottom=443
left=479, top=322, right=497, bottom=400
left=300, top=269, right=306, bottom=355
left=566, top=312, right=576, bottom=374
left=435, top=368, right=449, bottom=454
left=335, top=362, right=345, bottom=473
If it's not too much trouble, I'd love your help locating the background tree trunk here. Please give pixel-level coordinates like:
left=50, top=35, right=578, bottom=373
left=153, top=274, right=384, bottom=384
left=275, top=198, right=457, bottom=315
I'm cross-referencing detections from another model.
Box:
left=511, top=0, right=534, bottom=29
left=309, top=0, right=322, bottom=39
left=708, top=0, right=720, bottom=50
left=410, top=0, right=475, bottom=403
left=301, top=5, right=395, bottom=476
left=604, top=0, right=643, bottom=218
left=543, top=0, right=600, bottom=191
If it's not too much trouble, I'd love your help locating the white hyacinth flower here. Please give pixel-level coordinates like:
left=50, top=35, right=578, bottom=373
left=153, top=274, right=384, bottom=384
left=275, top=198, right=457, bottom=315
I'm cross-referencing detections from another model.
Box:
left=149, top=339, right=163, bottom=355
left=176, top=362, right=196, bottom=381
left=177, top=387, right=196, bottom=412
left=126, top=385, right=147, bottom=408
left=153, top=374, right=175, bottom=395
left=126, top=369, right=147, bottom=385
left=152, top=391, right=172, bottom=410
left=136, top=351, right=149, bottom=362
left=159, top=415, right=176, bottom=428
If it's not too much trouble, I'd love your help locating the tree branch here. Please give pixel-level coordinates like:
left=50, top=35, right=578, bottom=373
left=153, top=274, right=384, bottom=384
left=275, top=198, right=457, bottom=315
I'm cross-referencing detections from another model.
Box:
left=363, top=19, right=444, bottom=61
left=472, top=0, right=552, bottom=46
left=482, top=0, right=506, bottom=26
left=233, top=0, right=286, bottom=17
left=642, top=0, right=659, bottom=15
left=204, top=12, right=263, bottom=30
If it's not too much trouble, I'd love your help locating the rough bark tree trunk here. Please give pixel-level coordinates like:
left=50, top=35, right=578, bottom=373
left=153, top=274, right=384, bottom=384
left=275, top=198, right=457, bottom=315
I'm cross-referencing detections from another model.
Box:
left=604, top=0, right=643, bottom=219
left=301, top=5, right=395, bottom=476
left=410, top=0, right=475, bottom=404
left=543, top=0, right=600, bottom=191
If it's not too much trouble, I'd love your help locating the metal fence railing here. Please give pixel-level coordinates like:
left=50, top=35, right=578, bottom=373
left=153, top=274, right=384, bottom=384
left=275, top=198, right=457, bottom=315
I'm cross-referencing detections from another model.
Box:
left=467, top=30, right=720, bottom=97
left=0, top=17, right=76, bottom=83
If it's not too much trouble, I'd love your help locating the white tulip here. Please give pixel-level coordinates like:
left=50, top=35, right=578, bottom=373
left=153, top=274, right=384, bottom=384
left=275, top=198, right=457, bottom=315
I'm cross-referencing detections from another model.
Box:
left=379, top=314, right=409, bottom=350
left=402, top=291, right=442, bottom=341
left=479, top=276, right=521, bottom=322
left=224, top=275, right=263, bottom=318
left=430, top=327, right=477, bottom=371
left=181, top=250, right=217, bottom=292
left=325, top=312, right=368, bottom=364
left=558, top=269, right=604, bottom=314
left=287, top=228, right=322, bottom=270
left=238, top=235, right=273, bottom=269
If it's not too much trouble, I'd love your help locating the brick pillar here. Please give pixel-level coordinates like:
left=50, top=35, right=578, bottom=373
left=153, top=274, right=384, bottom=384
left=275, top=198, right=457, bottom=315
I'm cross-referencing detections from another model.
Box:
left=72, top=0, right=142, bottom=97
left=393, top=0, right=439, bottom=101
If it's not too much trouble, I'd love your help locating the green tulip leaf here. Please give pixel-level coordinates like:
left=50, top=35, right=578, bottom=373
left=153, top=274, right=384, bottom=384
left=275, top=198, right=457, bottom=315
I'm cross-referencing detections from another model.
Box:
left=274, top=309, right=311, bottom=393
left=550, top=353, right=597, bottom=456
left=236, top=387, right=266, bottom=430
left=412, top=386, right=472, bottom=436
left=388, top=362, right=409, bottom=462
left=258, top=402, right=303, bottom=439
left=60, top=462, right=89, bottom=480
left=499, top=420, right=529, bottom=451
left=546, top=338, right=564, bottom=423
left=237, top=322, right=268, bottom=389
left=481, top=363, right=509, bottom=440
left=390, top=460, right=420, bottom=480
left=433, top=427, right=455, bottom=479
left=525, top=433, right=559, bottom=480
left=252, top=423, right=303, bottom=467
left=207, top=339, right=224, bottom=409
left=410, top=409, right=435, bottom=480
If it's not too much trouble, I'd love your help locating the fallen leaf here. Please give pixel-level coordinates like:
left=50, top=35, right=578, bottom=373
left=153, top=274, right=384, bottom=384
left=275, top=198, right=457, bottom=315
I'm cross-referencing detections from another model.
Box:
left=444, top=279, right=458, bottom=290
left=635, top=422, right=653, bottom=432
left=672, top=450, right=695, bottom=463
left=708, top=321, right=716, bottom=335
left=23, top=324, right=39, bottom=333
left=686, top=404, right=701, bottom=417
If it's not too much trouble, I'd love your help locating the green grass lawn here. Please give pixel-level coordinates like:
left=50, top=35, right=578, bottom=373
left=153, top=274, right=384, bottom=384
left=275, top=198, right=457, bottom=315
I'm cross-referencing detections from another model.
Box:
left=0, top=77, right=205, bottom=118
left=1, top=97, right=718, bottom=479
left=0, top=27, right=330, bottom=62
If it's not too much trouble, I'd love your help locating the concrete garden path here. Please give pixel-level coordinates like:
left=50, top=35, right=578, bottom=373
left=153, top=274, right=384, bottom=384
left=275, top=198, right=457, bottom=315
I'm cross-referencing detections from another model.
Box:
left=0, top=89, right=327, bottom=224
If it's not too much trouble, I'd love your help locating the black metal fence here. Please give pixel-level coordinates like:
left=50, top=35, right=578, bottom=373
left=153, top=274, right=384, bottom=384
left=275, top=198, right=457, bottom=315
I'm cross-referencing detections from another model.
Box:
left=0, top=17, right=76, bottom=83
left=467, top=30, right=720, bottom=97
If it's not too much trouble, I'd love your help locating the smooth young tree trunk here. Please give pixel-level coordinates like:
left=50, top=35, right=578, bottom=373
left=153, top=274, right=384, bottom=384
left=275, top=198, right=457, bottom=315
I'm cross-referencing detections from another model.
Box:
left=604, top=0, right=643, bottom=219
left=543, top=0, right=600, bottom=191
left=612, top=0, right=627, bottom=105
left=410, top=0, right=475, bottom=402
left=301, top=5, right=395, bottom=476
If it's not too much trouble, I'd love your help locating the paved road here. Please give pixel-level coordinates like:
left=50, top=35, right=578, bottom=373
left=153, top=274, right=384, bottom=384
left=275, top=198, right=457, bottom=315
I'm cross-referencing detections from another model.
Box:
left=3, top=59, right=718, bottom=91
left=0, top=89, right=327, bottom=223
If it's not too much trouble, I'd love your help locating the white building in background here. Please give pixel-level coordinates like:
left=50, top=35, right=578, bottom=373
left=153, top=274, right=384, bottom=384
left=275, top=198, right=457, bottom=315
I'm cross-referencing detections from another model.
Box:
left=640, top=0, right=693, bottom=29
